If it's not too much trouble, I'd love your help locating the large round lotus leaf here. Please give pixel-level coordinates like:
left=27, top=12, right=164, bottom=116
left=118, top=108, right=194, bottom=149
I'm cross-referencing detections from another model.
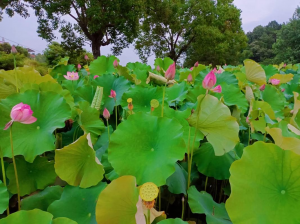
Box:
left=0, top=209, right=53, bottom=224
left=244, top=59, right=266, bottom=86
left=48, top=182, right=106, bottom=224
left=96, top=176, right=140, bottom=224
left=108, top=113, right=186, bottom=186
left=158, top=218, right=188, bottom=224
left=0, top=180, right=9, bottom=214
left=193, top=143, right=237, bottom=180
left=166, top=163, right=187, bottom=195
left=52, top=217, right=77, bottom=224
left=7, top=156, right=56, bottom=196
left=0, top=90, right=71, bottom=162
left=78, top=101, right=105, bottom=144
left=216, top=72, right=239, bottom=87
left=166, top=82, right=188, bottom=106
left=226, top=141, right=300, bottom=223
left=21, top=186, right=63, bottom=211
left=186, top=85, right=206, bottom=103
left=55, top=134, right=104, bottom=188
left=188, top=186, right=231, bottom=224
left=93, top=74, right=130, bottom=113
left=220, top=83, right=248, bottom=113
left=89, top=55, right=118, bottom=76
left=261, top=85, right=287, bottom=119
left=269, top=73, right=294, bottom=83
left=187, top=94, right=239, bottom=156
left=121, top=86, right=163, bottom=113
left=154, top=57, right=174, bottom=71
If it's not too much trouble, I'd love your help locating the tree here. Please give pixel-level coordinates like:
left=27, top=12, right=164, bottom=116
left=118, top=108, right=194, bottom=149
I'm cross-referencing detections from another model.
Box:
left=3, top=0, right=143, bottom=58
left=274, top=7, right=300, bottom=64
left=184, top=1, right=247, bottom=66
left=135, top=0, right=245, bottom=64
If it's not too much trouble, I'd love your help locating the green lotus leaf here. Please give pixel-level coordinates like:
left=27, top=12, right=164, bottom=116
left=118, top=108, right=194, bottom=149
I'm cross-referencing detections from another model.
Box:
left=186, top=85, right=206, bottom=103
left=0, top=180, right=9, bottom=214
left=127, top=62, right=151, bottom=85
left=188, top=94, right=239, bottom=156
left=78, top=101, right=105, bottom=144
left=261, top=85, right=287, bottom=118
left=158, top=218, right=188, bottom=224
left=21, top=186, right=63, bottom=211
left=55, top=134, right=104, bottom=188
left=89, top=55, right=118, bottom=76
left=188, top=186, right=231, bottom=224
left=179, top=65, right=206, bottom=82
left=220, top=83, right=248, bottom=113
left=0, top=209, right=53, bottom=224
left=52, top=217, right=77, bottom=224
left=121, top=86, right=163, bottom=113
left=154, top=57, right=174, bottom=71
left=7, top=156, right=56, bottom=196
left=216, top=72, right=239, bottom=87
left=226, top=141, right=300, bottom=223
left=93, top=74, right=130, bottom=113
left=96, top=176, right=140, bottom=224
left=166, top=82, right=188, bottom=106
left=193, top=143, right=239, bottom=180
left=48, top=183, right=106, bottom=224
left=116, top=65, right=135, bottom=83
left=244, top=59, right=266, bottom=86
left=108, top=113, right=186, bottom=186
left=166, top=163, right=187, bottom=195
left=263, top=64, right=278, bottom=80
left=0, top=78, right=15, bottom=99
left=0, top=90, right=71, bottom=162
left=252, top=100, right=276, bottom=120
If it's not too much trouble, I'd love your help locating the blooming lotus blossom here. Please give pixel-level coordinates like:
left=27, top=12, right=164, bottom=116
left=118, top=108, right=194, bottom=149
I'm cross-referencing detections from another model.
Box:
left=270, top=79, right=280, bottom=86
left=109, top=89, right=117, bottom=100
left=103, top=108, right=110, bottom=120
left=194, top=61, right=199, bottom=67
left=156, top=65, right=160, bottom=71
left=11, top=45, right=17, bottom=54
left=4, top=103, right=37, bottom=130
left=165, top=62, right=176, bottom=80
left=78, top=64, right=81, bottom=69
left=84, top=55, right=89, bottom=60
left=64, top=72, right=79, bottom=81
left=94, top=75, right=99, bottom=79
left=187, top=74, right=193, bottom=82
left=202, top=71, right=216, bottom=89
left=113, top=59, right=119, bottom=68
left=259, top=84, right=266, bottom=91
left=212, top=85, right=222, bottom=93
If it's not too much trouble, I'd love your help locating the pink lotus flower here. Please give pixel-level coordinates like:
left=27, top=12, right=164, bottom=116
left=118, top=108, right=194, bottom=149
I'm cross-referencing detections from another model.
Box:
left=270, top=79, right=280, bottom=86
left=283, top=63, right=287, bottom=68
left=109, top=89, right=117, bottom=100
left=94, top=75, right=99, bottom=79
left=194, top=61, right=199, bottom=67
left=190, top=67, right=194, bottom=70
left=78, top=64, right=81, bottom=69
left=11, top=45, right=17, bottom=54
left=156, top=65, right=160, bottom=71
left=187, top=74, right=193, bottom=82
left=202, top=71, right=216, bottom=89
left=113, top=59, right=119, bottom=68
left=259, top=84, right=266, bottom=91
left=165, top=62, right=176, bottom=80
left=281, top=88, right=285, bottom=92
left=64, top=72, right=79, bottom=81
left=212, top=85, right=222, bottom=93
left=103, top=108, right=110, bottom=120
left=213, top=68, right=223, bottom=74
left=84, top=55, right=89, bottom=60
left=4, top=103, right=37, bottom=130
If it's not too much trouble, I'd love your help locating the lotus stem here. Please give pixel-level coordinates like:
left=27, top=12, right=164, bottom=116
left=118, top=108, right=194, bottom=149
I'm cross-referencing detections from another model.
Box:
left=106, top=120, right=110, bottom=143
left=159, top=187, right=161, bottom=211
left=181, top=197, right=185, bottom=220
left=186, top=126, right=191, bottom=187
left=263, top=131, right=266, bottom=142
left=248, top=127, right=251, bottom=146
left=115, top=105, right=118, bottom=128
left=0, top=149, right=9, bottom=215
left=13, top=55, right=18, bottom=93
left=9, top=126, right=21, bottom=211
left=147, top=209, right=150, bottom=224
left=205, top=176, right=208, bottom=191
left=161, top=83, right=167, bottom=117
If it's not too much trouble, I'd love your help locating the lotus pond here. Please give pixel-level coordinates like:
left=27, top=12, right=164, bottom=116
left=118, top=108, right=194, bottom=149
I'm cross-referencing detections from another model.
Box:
left=0, top=56, right=300, bottom=224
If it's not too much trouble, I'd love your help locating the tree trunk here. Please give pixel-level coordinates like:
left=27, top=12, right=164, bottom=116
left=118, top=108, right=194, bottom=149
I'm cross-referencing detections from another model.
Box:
left=92, top=41, right=101, bottom=59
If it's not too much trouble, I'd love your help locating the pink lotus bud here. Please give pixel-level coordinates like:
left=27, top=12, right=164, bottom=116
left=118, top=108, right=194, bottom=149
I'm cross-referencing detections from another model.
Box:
left=270, top=79, right=280, bottom=86
left=4, top=103, right=37, bottom=130
left=281, top=88, right=285, bottom=92
left=109, top=89, right=117, bottom=99
left=156, top=65, right=160, bottom=71
left=202, top=71, right=217, bottom=89
left=11, top=45, right=17, bottom=54
left=190, top=67, right=194, bottom=70
left=212, top=85, right=222, bottom=93
left=64, top=71, right=79, bottom=81
left=212, top=68, right=218, bottom=73
left=103, top=108, right=110, bottom=120
left=283, top=63, right=287, bottom=68
left=84, top=55, right=89, bottom=60
left=78, top=64, right=81, bottom=69
left=187, top=74, right=193, bottom=82
left=246, top=116, right=250, bottom=124
left=94, top=75, right=99, bottom=79
left=165, top=62, right=176, bottom=80
left=225, top=64, right=227, bottom=66
left=113, top=59, right=119, bottom=68
left=194, top=61, right=199, bottom=67
left=259, top=84, right=266, bottom=91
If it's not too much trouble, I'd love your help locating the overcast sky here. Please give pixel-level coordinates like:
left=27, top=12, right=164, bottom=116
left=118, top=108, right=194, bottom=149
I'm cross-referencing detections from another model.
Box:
left=0, top=0, right=299, bottom=65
